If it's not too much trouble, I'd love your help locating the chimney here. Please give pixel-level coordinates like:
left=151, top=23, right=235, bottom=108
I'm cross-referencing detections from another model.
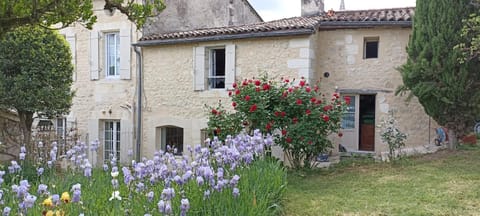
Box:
left=301, top=0, right=325, bottom=16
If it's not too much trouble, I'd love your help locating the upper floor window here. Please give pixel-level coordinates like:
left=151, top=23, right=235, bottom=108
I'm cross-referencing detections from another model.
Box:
left=209, top=48, right=226, bottom=89
left=105, top=32, right=120, bottom=77
left=364, top=37, right=379, bottom=59
left=193, top=45, right=236, bottom=91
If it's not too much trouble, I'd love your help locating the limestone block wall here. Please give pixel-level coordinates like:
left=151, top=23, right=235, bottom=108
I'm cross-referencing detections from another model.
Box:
left=141, top=36, right=315, bottom=158
left=60, top=0, right=140, bottom=164
left=143, top=0, right=261, bottom=35
left=315, top=27, right=438, bottom=155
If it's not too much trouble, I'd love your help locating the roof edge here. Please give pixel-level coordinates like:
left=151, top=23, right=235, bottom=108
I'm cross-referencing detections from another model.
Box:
left=319, top=21, right=412, bottom=29
left=243, top=0, right=264, bottom=22
left=134, top=29, right=315, bottom=46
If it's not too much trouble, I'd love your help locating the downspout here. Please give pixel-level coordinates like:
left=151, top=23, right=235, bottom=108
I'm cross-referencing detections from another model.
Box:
left=133, top=45, right=142, bottom=161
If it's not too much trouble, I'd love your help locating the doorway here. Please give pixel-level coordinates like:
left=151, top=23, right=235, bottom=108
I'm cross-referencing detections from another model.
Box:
left=359, top=95, right=375, bottom=151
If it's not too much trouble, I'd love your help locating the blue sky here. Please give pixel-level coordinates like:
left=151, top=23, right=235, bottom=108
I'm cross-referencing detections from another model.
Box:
left=248, top=0, right=416, bottom=21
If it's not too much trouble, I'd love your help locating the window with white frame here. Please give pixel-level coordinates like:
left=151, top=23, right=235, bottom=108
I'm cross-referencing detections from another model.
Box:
left=193, top=44, right=236, bottom=91
left=209, top=48, right=226, bottom=89
left=341, top=96, right=356, bottom=129
left=104, top=120, right=121, bottom=161
left=105, top=32, right=120, bottom=77
left=55, top=118, right=66, bottom=139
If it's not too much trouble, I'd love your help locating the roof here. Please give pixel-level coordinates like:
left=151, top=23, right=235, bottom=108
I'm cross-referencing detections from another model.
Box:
left=137, top=7, right=414, bottom=46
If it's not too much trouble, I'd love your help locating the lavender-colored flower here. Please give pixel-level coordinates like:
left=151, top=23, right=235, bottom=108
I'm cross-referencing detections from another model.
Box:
left=230, top=175, right=240, bottom=186
left=23, top=194, right=36, bottom=208
left=51, top=194, right=60, bottom=205
left=2, top=207, right=10, bottom=216
left=84, top=163, right=92, bottom=178
left=196, top=176, right=204, bottom=186
left=180, top=198, right=190, bottom=216
left=111, top=179, right=119, bottom=189
left=7, top=166, right=13, bottom=174
left=47, top=161, right=53, bottom=168
left=71, top=184, right=81, bottom=192
left=233, top=187, right=240, bottom=198
left=19, top=153, right=25, bottom=161
left=146, top=191, right=154, bottom=202
left=37, top=167, right=44, bottom=176
left=144, top=214, right=152, bottom=216
left=37, top=141, right=44, bottom=148
left=157, top=200, right=166, bottom=213
left=103, top=164, right=109, bottom=172
left=164, top=201, right=173, bottom=214
left=203, top=189, right=211, bottom=199
left=20, top=146, right=26, bottom=153
left=136, top=182, right=145, bottom=193
left=37, top=184, right=48, bottom=195
left=50, top=149, right=57, bottom=162
left=161, top=188, right=175, bottom=201
left=72, top=189, right=81, bottom=203
left=173, top=175, right=183, bottom=185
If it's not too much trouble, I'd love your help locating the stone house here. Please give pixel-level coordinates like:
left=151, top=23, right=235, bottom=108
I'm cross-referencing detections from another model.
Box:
left=134, top=1, right=437, bottom=161
left=60, top=0, right=262, bottom=164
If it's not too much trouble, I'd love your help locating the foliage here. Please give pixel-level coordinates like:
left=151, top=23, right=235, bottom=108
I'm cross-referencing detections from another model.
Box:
left=285, top=147, right=480, bottom=215
left=207, top=76, right=347, bottom=169
left=0, top=131, right=286, bottom=215
left=0, top=0, right=166, bottom=36
left=397, top=0, right=480, bottom=148
left=380, top=111, right=407, bottom=161
left=0, top=26, right=74, bottom=152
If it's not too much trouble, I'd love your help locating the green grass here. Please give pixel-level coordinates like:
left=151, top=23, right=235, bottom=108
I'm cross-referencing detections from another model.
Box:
left=284, top=145, right=480, bottom=216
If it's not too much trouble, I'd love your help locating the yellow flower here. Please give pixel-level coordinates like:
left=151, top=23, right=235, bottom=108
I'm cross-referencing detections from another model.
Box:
left=43, top=197, right=53, bottom=207
left=61, top=192, right=70, bottom=203
left=55, top=210, right=65, bottom=216
left=45, top=210, right=54, bottom=216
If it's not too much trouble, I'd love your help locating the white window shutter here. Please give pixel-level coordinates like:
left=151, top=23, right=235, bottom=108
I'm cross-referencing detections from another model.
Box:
left=120, top=28, right=132, bottom=80
left=65, top=32, right=76, bottom=81
left=225, top=44, right=236, bottom=90
left=120, top=119, right=133, bottom=163
left=89, top=31, right=99, bottom=80
left=87, top=119, right=99, bottom=165
left=193, top=46, right=206, bottom=91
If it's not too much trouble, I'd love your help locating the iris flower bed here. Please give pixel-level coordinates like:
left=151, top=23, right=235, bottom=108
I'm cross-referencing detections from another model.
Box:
left=0, top=130, right=286, bottom=215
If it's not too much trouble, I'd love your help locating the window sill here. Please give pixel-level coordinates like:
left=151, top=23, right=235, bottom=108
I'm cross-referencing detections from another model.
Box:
left=197, top=89, right=229, bottom=98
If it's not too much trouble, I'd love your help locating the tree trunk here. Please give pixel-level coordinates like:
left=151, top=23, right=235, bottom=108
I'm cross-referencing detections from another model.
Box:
left=17, top=110, right=34, bottom=155
left=447, top=129, right=457, bottom=150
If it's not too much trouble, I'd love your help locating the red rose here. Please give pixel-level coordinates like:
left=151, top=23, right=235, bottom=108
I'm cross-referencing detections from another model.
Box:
left=344, top=96, right=351, bottom=105
left=255, top=87, right=260, bottom=92
left=338, top=132, right=343, bottom=137
left=245, top=95, right=251, bottom=101
left=305, top=87, right=311, bottom=92
left=235, top=89, right=240, bottom=95
left=281, top=111, right=286, bottom=117
left=228, top=91, right=232, bottom=96
left=288, top=87, right=293, bottom=93
left=282, top=129, right=287, bottom=135
left=211, top=109, right=218, bottom=115
left=266, top=123, right=272, bottom=131
left=333, top=93, right=340, bottom=99
left=322, top=115, right=330, bottom=122
left=262, top=84, right=270, bottom=91
left=323, top=105, right=332, bottom=112
left=310, top=97, right=316, bottom=103
left=284, top=79, right=290, bottom=83
left=299, top=80, right=306, bottom=87
left=254, top=80, right=261, bottom=86
left=274, top=111, right=281, bottom=117
left=308, top=141, right=313, bottom=145
left=314, top=85, right=319, bottom=92
left=292, top=117, right=298, bottom=124
left=248, top=79, right=253, bottom=83
left=232, top=102, right=237, bottom=107
left=296, top=99, right=302, bottom=105
left=286, top=137, right=292, bottom=143
left=306, top=109, right=311, bottom=115
left=233, top=83, right=237, bottom=88
left=282, top=91, right=288, bottom=98
left=242, top=80, right=248, bottom=86
left=249, top=104, right=257, bottom=112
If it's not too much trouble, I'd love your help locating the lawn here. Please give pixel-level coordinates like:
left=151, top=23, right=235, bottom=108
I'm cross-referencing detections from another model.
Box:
left=284, top=145, right=480, bottom=215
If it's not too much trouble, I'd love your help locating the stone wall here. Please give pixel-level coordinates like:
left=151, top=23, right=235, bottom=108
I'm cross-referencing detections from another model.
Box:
left=143, top=0, right=262, bottom=36
left=315, top=27, right=438, bottom=155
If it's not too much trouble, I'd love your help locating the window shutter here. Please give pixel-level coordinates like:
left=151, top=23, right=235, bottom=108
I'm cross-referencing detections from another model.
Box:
left=87, top=119, right=99, bottom=165
left=120, top=28, right=132, bottom=80
left=193, top=46, right=206, bottom=91
left=120, top=119, right=133, bottom=163
left=65, top=32, right=76, bottom=81
left=225, top=44, right=236, bottom=90
left=89, top=31, right=99, bottom=80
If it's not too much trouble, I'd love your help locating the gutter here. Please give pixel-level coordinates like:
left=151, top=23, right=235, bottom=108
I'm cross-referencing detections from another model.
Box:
left=133, top=29, right=315, bottom=46
left=319, top=21, right=412, bottom=29
left=133, top=45, right=142, bottom=162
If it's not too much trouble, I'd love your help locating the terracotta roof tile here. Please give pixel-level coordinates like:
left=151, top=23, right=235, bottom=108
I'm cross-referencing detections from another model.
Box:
left=139, top=7, right=414, bottom=43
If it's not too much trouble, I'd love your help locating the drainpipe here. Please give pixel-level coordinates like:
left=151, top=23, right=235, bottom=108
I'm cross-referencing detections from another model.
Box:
left=133, top=45, right=142, bottom=162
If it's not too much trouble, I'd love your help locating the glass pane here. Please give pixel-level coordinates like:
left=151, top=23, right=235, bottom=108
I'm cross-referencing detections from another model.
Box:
left=106, top=33, right=119, bottom=76
left=341, top=96, right=356, bottom=129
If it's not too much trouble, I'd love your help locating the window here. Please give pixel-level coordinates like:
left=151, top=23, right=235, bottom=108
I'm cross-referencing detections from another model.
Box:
left=104, top=121, right=121, bottom=161
left=193, top=45, right=235, bottom=91
left=55, top=118, right=66, bottom=139
left=105, top=32, right=120, bottom=77
left=200, top=128, right=209, bottom=147
left=364, top=37, right=379, bottom=59
left=209, top=48, right=226, bottom=89
left=341, top=96, right=356, bottom=129
left=160, top=126, right=184, bottom=155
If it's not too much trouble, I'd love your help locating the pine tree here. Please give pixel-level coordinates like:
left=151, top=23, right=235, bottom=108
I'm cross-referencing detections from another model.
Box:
left=398, top=0, right=480, bottom=148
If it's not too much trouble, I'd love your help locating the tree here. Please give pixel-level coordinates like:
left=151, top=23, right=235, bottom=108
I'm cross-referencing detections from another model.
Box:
left=398, top=0, right=480, bottom=149
left=0, top=0, right=165, bottom=36
left=0, top=26, right=74, bottom=152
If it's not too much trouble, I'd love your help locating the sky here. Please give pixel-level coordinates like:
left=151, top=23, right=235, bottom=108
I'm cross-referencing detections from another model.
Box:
left=248, top=0, right=416, bottom=21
